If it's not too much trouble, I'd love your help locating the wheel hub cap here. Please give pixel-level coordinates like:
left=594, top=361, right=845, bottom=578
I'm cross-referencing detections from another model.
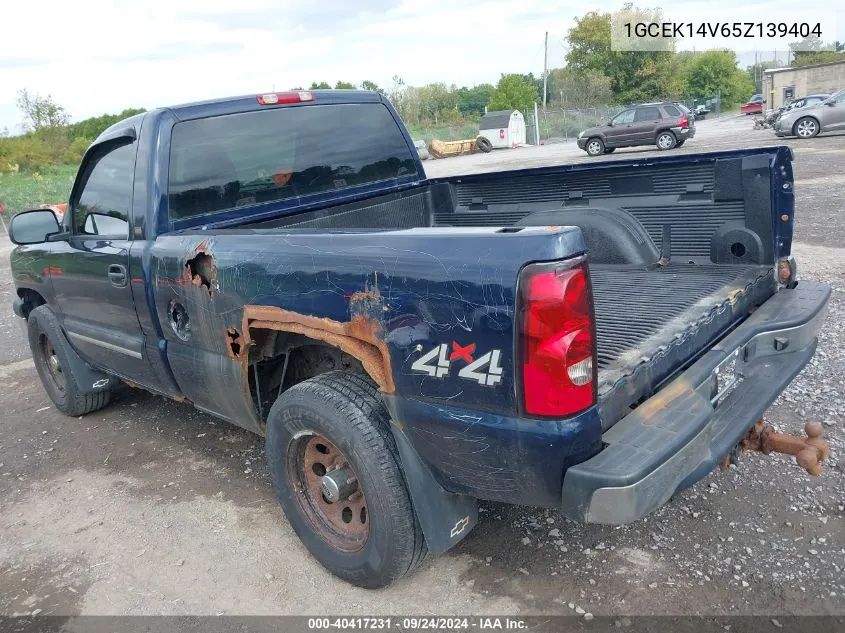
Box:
left=290, top=434, right=368, bottom=551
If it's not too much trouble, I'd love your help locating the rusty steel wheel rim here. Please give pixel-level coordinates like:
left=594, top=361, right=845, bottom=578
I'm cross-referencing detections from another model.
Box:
left=287, top=433, right=368, bottom=552
left=38, top=333, right=66, bottom=394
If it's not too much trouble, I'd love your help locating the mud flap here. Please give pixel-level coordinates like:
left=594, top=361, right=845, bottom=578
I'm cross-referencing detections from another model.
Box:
left=388, top=422, right=478, bottom=554
left=54, top=325, right=118, bottom=392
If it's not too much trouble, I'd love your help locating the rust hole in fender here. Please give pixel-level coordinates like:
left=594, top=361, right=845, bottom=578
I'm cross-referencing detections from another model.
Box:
left=241, top=305, right=394, bottom=393
left=226, top=326, right=245, bottom=359
left=184, top=250, right=217, bottom=295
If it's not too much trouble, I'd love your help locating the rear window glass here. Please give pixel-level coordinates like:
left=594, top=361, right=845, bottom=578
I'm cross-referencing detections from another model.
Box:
left=167, top=103, right=417, bottom=220
left=663, top=104, right=680, bottom=117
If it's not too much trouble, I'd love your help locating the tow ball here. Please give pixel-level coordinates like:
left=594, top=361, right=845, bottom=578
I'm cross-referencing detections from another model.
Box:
left=723, top=419, right=830, bottom=476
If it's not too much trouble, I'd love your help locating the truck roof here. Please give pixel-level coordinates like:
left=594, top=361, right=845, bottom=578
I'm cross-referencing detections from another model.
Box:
left=96, top=89, right=386, bottom=143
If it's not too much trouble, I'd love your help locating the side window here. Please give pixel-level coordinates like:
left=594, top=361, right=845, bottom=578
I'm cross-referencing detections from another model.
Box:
left=834, top=91, right=845, bottom=104
left=635, top=107, right=661, bottom=122
left=663, top=104, right=680, bottom=117
left=72, top=142, right=134, bottom=238
left=612, top=110, right=635, bottom=125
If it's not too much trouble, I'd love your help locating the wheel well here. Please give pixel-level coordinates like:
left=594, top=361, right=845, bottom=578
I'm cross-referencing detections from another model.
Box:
left=247, top=329, right=367, bottom=421
left=657, top=129, right=676, bottom=139
left=17, top=289, right=46, bottom=318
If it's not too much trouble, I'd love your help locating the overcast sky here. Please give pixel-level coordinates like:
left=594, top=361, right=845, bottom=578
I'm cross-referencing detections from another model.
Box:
left=1, top=1, right=842, bottom=132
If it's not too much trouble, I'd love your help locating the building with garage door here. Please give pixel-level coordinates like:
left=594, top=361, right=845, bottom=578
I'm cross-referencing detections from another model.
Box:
left=478, top=110, right=527, bottom=149
left=763, top=60, right=845, bottom=109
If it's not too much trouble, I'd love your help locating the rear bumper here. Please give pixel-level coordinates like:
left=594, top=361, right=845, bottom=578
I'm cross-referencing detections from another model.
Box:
left=561, top=280, right=830, bottom=524
left=672, top=125, right=695, bottom=139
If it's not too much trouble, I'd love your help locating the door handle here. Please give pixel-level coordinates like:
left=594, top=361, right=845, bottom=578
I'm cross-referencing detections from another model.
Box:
left=108, top=264, right=127, bottom=287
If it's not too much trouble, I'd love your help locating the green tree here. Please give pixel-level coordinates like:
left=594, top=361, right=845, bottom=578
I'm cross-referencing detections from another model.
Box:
left=335, top=80, right=356, bottom=89
left=309, top=81, right=332, bottom=89
left=549, top=68, right=612, bottom=107
left=487, top=74, right=538, bottom=112
left=683, top=50, right=754, bottom=108
left=564, top=5, right=675, bottom=103
left=416, top=82, right=455, bottom=124
left=15, top=89, right=69, bottom=131
left=360, top=80, right=385, bottom=95
left=66, top=108, right=146, bottom=140
left=456, top=84, right=494, bottom=114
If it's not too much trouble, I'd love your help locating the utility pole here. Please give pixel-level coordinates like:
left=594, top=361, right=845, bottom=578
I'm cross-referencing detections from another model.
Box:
left=543, top=31, right=548, bottom=109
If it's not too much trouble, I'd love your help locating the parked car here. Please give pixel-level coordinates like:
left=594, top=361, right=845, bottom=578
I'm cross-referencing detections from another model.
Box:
left=741, top=94, right=764, bottom=115
left=775, top=88, right=845, bottom=138
left=8, top=90, right=830, bottom=589
left=694, top=104, right=711, bottom=119
left=577, top=102, right=695, bottom=156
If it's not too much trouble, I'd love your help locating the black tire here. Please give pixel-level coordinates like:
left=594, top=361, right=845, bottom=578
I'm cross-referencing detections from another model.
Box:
left=603, top=147, right=616, bottom=154
left=27, top=306, right=111, bottom=416
left=656, top=131, right=676, bottom=150
left=475, top=136, right=492, bottom=153
left=585, top=137, right=604, bottom=156
left=266, top=371, right=427, bottom=588
left=676, top=140, right=685, bottom=147
left=793, top=117, right=820, bottom=139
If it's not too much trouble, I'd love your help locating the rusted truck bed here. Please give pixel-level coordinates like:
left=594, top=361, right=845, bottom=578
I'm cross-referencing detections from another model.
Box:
left=590, top=262, right=775, bottom=428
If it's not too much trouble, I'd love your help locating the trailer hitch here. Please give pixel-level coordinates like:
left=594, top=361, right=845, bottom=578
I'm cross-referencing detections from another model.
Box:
left=735, top=419, right=830, bottom=476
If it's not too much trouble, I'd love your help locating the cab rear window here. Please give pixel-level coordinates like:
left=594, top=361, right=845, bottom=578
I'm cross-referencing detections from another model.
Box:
left=167, top=103, right=417, bottom=220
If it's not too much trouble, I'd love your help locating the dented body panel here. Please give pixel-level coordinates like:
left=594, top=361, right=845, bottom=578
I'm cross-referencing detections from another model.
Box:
left=9, top=91, right=831, bottom=531
left=148, top=226, right=587, bottom=430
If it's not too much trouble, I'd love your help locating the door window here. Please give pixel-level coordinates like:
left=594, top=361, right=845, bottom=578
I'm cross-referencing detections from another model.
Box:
left=611, top=110, right=635, bottom=125
left=72, top=142, right=134, bottom=238
left=634, top=107, right=661, bottom=122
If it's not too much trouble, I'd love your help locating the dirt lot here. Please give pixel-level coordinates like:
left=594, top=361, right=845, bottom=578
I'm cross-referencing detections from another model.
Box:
left=1, top=114, right=843, bottom=618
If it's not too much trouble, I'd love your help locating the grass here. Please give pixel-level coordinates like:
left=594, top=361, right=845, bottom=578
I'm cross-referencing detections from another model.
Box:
left=0, top=164, right=78, bottom=219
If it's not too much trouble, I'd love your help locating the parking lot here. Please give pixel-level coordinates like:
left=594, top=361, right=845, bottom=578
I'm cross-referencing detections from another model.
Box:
left=1, top=114, right=843, bottom=617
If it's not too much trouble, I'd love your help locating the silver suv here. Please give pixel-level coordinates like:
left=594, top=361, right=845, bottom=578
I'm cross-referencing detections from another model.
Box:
left=775, top=88, right=845, bottom=138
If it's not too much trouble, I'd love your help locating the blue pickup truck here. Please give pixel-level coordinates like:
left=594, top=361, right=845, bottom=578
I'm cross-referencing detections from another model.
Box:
left=8, top=90, right=831, bottom=588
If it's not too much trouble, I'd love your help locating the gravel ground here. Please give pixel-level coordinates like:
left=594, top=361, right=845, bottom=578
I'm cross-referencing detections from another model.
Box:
left=0, top=114, right=843, bottom=617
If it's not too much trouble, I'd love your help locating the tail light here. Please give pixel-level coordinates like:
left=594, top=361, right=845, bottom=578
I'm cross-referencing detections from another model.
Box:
left=257, top=91, right=314, bottom=105
left=680, top=114, right=689, bottom=129
left=519, top=259, right=597, bottom=417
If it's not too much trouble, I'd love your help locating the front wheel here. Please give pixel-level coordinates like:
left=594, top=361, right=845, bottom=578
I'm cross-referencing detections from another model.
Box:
left=265, top=371, right=427, bottom=588
left=656, top=131, right=676, bottom=150
left=585, top=137, right=605, bottom=156
left=794, top=117, right=820, bottom=138
left=27, top=306, right=111, bottom=416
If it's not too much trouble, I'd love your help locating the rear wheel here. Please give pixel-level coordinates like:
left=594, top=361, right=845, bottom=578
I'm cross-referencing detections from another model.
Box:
left=27, top=306, right=111, bottom=416
left=656, top=131, right=676, bottom=150
left=585, top=137, right=605, bottom=156
left=794, top=117, right=819, bottom=138
left=676, top=140, right=685, bottom=147
left=265, top=371, right=426, bottom=588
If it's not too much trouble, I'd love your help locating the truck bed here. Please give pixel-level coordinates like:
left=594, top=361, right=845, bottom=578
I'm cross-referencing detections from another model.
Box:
left=590, top=262, right=774, bottom=427
left=245, top=151, right=782, bottom=428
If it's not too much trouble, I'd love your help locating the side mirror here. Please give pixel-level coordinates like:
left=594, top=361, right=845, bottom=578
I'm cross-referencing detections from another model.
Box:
left=607, top=121, right=614, bottom=127
left=826, top=101, right=835, bottom=107
left=8, top=209, right=61, bottom=245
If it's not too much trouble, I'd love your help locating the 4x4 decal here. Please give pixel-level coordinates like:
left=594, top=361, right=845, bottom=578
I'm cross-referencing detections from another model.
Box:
left=411, top=342, right=503, bottom=386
